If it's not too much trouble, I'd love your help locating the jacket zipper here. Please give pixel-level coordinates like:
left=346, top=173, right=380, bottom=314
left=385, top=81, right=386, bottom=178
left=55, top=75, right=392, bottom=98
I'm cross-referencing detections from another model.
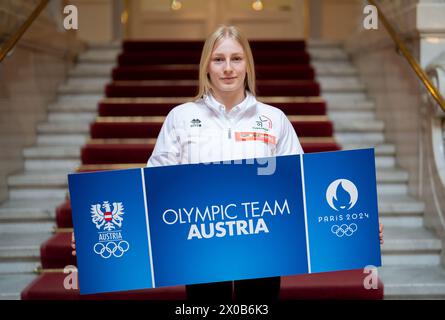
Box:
left=228, top=128, right=232, bottom=139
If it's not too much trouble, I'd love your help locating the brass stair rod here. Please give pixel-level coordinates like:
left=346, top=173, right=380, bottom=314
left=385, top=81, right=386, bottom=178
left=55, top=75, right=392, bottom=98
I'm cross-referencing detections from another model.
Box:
left=0, top=0, right=49, bottom=63
left=368, top=0, right=445, bottom=113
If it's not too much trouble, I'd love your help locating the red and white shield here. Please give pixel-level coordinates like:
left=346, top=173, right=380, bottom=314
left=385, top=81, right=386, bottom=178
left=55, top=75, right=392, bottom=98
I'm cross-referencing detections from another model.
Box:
left=104, top=212, right=112, bottom=222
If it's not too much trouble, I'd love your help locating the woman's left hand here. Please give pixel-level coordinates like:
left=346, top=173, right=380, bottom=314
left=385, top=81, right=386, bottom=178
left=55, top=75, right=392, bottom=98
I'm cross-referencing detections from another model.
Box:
left=379, top=222, right=384, bottom=245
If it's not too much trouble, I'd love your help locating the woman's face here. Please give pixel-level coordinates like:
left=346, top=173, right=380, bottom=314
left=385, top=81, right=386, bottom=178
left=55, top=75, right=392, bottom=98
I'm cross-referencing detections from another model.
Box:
left=207, top=37, right=247, bottom=97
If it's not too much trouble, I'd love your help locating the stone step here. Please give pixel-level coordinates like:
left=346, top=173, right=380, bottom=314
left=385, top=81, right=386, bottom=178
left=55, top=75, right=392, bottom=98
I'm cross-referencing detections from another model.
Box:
left=65, top=77, right=110, bottom=86
left=323, top=92, right=368, bottom=102
left=382, top=227, right=441, bottom=251
left=37, top=134, right=88, bottom=146
left=58, top=94, right=105, bottom=101
left=48, top=112, right=96, bottom=123
left=342, top=144, right=395, bottom=155
left=328, top=111, right=375, bottom=121
left=378, top=194, right=424, bottom=211
left=335, top=132, right=385, bottom=145
left=37, top=122, right=89, bottom=134
left=379, top=195, right=425, bottom=208
left=376, top=184, right=407, bottom=195
left=8, top=173, right=68, bottom=188
left=0, top=200, right=60, bottom=222
left=25, top=159, right=80, bottom=172
left=0, top=222, right=55, bottom=234
left=344, top=153, right=395, bottom=168
left=311, top=61, right=357, bottom=75
left=78, top=49, right=120, bottom=63
left=23, top=145, right=81, bottom=170
left=0, top=232, right=51, bottom=259
left=376, top=169, right=408, bottom=183
left=333, top=119, right=384, bottom=132
left=9, top=188, right=67, bottom=201
left=48, top=99, right=100, bottom=113
left=317, top=76, right=363, bottom=88
left=381, top=227, right=442, bottom=266
left=58, top=82, right=105, bottom=95
left=314, top=67, right=357, bottom=77
left=69, top=63, right=115, bottom=77
left=380, top=216, right=423, bottom=228
left=23, top=146, right=81, bottom=159
left=376, top=144, right=396, bottom=155
left=379, top=265, right=445, bottom=299
left=326, top=100, right=375, bottom=111
left=0, top=262, right=40, bottom=275
left=0, top=274, right=39, bottom=300
left=320, top=82, right=366, bottom=93
left=307, top=48, right=349, bottom=61
left=378, top=195, right=424, bottom=228
left=71, top=61, right=115, bottom=73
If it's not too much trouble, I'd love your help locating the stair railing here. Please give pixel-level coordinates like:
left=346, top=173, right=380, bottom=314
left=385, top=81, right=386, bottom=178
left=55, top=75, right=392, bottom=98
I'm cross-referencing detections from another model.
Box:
left=0, top=0, right=49, bottom=63
left=368, top=0, right=445, bottom=113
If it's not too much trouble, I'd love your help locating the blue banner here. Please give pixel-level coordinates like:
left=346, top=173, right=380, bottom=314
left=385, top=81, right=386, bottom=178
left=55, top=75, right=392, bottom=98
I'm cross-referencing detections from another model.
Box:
left=68, top=148, right=381, bottom=295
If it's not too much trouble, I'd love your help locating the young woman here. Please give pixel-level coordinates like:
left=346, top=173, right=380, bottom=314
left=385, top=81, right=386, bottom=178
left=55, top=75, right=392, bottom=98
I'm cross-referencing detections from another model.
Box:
left=146, top=24, right=304, bottom=303
left=73, top=25, right=384, bottom=302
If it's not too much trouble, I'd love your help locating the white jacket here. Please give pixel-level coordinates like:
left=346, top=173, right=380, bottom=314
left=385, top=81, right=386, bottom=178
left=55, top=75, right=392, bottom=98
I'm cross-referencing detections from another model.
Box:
left=147, top=92, right=304, bottom=167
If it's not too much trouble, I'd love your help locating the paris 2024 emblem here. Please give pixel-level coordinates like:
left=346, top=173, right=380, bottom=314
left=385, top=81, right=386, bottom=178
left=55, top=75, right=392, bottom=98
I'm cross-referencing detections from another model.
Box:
left=323, top=179, right=368, bottom=238
left=90, top=201, right=130, bottom=258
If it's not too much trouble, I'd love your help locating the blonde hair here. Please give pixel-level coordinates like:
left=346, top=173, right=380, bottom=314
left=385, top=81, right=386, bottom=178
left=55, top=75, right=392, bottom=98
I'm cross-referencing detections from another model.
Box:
left=194, top=25, right=256, bottom=100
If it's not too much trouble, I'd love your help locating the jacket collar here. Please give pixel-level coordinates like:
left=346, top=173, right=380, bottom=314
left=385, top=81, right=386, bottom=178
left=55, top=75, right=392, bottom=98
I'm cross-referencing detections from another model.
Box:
left=203, top=91, right=257, bottom=116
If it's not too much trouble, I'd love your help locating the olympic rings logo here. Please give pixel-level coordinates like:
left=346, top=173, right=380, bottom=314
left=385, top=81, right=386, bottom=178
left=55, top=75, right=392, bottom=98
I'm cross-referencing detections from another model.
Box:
left=331, top=224, right=358, bottom=237
left=93, top=241, right=130, bottom=258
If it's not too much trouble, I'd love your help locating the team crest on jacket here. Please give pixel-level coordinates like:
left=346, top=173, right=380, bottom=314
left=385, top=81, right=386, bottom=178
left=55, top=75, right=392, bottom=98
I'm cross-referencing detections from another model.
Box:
left=253, top=115, right=272, bottom=132
left=90, top=201, right=130, bottom=259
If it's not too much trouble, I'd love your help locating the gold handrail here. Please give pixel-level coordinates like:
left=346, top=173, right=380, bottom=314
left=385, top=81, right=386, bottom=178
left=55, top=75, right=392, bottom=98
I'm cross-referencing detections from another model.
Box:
left=0, top=0, right=49, bottom=63
left=368, top=0, right=445, bottom=113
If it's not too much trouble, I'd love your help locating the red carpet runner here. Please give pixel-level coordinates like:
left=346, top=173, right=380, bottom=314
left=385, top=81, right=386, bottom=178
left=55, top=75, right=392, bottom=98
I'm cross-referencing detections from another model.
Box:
left=21, top=40, right=383, bottom=300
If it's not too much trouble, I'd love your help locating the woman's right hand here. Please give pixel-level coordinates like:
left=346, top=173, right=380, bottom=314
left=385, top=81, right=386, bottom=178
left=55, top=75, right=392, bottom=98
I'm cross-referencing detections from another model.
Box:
left=71, top=232, right=76, bottom=256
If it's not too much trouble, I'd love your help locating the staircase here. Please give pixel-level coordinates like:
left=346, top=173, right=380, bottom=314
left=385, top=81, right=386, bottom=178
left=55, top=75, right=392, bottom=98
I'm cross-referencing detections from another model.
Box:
left=308, top=40, right=445, bottom=299
left=23, top=39, right=369, bottom=300
left=0, top=43, right=117, bottom=299
left=1, top=39, right=444, bottom=300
